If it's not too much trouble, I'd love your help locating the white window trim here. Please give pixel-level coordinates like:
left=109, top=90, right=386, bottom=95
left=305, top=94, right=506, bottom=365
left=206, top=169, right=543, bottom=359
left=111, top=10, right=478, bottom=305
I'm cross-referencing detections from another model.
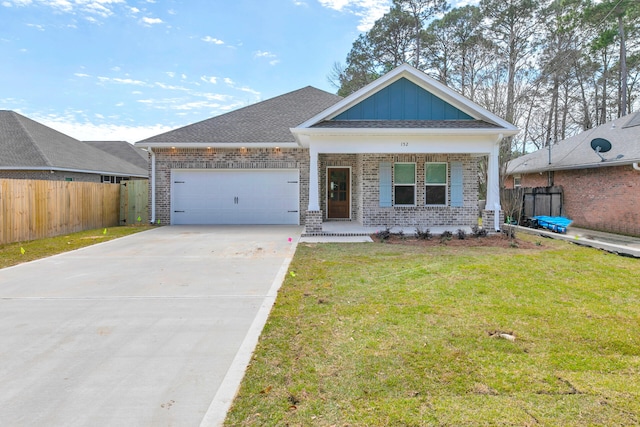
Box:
left=393, top=162, right=416, bottom=206
left=514, top=175, right=522, bottom=188
left=425, top=162, right=448, bottom=206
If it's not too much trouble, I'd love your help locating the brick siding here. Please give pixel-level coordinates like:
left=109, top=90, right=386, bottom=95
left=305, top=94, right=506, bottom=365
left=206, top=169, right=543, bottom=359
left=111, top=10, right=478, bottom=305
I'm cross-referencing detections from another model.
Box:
left=151, top=149, right=480, bottom=229
left=506, top=165, right=640, bottom=236
left=150, top=147, right=309, bottom=225
left=356, top=153, right=478, bottom=228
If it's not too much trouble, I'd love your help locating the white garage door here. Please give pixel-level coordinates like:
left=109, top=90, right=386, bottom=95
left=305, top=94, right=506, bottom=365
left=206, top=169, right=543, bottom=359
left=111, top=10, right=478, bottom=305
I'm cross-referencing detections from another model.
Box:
left=171, top=169, right=300, bottom=225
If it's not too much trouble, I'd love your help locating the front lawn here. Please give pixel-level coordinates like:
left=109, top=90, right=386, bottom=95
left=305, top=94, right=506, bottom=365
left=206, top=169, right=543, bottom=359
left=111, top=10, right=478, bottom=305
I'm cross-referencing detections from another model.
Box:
left=225, top=235, right=640, bottom=426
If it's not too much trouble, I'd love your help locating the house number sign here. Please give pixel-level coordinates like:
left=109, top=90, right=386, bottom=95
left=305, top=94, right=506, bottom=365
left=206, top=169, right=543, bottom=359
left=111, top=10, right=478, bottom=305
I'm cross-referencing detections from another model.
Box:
left=401, top=142, right=409, bottom=147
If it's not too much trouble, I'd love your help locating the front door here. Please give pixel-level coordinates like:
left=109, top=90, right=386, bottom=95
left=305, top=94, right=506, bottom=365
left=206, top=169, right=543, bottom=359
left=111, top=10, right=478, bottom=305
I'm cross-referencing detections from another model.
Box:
left=327, top=168, right=350, bottom=219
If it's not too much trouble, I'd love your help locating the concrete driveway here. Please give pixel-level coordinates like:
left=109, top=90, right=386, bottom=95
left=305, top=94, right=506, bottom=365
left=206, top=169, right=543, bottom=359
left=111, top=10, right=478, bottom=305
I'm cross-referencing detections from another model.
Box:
left=0, top=225, right=301, bottom=427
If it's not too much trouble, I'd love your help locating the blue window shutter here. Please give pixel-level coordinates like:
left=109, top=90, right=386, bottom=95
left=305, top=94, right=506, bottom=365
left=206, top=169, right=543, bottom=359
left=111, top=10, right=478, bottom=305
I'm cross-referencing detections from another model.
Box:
left=450, top=161, right=463, bottom=207
left=379, top=162, right=392, bottom=207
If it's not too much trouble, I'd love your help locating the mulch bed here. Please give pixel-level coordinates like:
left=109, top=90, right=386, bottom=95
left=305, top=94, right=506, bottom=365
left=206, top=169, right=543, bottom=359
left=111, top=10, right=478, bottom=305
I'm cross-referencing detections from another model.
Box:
left=370, top=233, right=543, bottom=250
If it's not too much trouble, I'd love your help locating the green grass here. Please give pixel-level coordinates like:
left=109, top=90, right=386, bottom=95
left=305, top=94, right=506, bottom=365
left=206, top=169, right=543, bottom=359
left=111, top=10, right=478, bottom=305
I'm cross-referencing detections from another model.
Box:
left=225, top=236, right=640, bottom=426
left=0, top=225, right=153, bottom=269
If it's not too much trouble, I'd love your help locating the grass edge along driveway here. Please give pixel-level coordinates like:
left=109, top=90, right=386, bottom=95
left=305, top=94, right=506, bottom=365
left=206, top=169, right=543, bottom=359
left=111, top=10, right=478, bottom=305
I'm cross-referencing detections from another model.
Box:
left=225, top=235, right=640, bottom=426
left=0, top=225, right=153, bottom=269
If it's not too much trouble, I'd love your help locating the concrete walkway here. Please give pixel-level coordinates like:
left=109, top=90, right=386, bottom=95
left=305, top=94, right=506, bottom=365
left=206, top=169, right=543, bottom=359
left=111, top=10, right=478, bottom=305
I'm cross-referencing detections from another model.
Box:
left=0, top=225, right=301, bottom=427
left=516, top=225, right=640, bottom=258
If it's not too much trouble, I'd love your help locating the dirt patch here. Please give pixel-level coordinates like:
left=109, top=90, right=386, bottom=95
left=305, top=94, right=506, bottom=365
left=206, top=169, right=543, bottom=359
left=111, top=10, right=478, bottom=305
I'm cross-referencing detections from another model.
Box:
left=370, top=233, right=543, bottom=250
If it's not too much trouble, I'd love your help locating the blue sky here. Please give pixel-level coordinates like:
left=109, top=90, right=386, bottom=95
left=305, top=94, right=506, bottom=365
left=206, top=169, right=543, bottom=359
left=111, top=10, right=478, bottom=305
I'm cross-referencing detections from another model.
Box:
left=1, top=0, right=472, bottom=142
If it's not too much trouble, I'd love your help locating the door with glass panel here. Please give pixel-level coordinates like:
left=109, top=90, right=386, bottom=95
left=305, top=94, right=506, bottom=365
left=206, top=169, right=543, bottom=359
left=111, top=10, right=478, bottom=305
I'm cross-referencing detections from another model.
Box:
left=327, top=167, right=350, bottom=219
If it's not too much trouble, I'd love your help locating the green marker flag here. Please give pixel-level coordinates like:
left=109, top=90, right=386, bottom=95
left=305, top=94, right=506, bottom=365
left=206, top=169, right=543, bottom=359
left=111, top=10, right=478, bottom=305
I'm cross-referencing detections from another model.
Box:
left=103, top=228, right=107, bottom=235
left=137, top=216, right=142, bottom=222
left=20, top=247, right=25, bottom=255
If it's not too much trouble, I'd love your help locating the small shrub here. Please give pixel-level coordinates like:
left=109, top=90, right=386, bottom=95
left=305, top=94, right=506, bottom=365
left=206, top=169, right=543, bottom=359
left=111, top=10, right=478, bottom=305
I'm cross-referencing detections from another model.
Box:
left=439, top=230, right=453, bottom=243
left=456, top=229, right=467, bottom=240
left=375, top=227, right=392, bottom=242
left=471, top=224, right=488, bottom=238
left=415, top=226, right=432, bottom=240
left=502, top=226, right=517, bottom=239
left=395, top=230, right=408, bottom=241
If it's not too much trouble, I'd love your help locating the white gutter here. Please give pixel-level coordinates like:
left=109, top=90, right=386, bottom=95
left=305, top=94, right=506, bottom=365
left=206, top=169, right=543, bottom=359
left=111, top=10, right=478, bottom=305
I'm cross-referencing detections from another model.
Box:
left=634, top=163, right=640, bottom=171
left=148, top=147, right=156, bottom=224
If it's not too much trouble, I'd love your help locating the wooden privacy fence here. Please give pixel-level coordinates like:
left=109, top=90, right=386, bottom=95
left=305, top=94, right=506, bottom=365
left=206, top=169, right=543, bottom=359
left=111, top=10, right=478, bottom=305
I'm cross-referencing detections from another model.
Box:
left=120, top=179, right=149, bottom=225
left=0, top=179, right=121, bottom=245
left=502, top=186, right=564, bottom=224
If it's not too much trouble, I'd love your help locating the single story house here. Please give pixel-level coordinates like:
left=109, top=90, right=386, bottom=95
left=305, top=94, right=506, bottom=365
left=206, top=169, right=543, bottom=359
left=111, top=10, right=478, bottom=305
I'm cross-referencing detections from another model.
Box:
left=136, top=64, right=519, bottom=234
left=505, top=112, right=640, bottom=237
left=0, top=110, right=148, bottom=183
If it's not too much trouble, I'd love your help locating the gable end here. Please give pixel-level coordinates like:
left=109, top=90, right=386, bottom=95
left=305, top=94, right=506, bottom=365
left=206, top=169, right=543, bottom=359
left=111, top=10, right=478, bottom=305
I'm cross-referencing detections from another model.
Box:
left=332, top=78, right=473, bottom=121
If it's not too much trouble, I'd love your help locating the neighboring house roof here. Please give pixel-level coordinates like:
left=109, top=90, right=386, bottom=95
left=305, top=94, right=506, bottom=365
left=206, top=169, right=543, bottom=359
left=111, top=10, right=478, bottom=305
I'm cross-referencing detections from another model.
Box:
left=85, top=141, right=149, bottom=170
left=507, top=112, right=640, bottom=175
left=0, top=110, right=147, bottom=177
left=137, top=86, right=343, bottom=147
left=295, top=64, right=519, bottom=137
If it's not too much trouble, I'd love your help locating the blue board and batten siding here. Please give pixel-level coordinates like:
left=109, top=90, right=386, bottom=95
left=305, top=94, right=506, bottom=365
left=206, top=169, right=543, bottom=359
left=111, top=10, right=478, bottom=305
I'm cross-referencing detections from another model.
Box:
left=333, top=78, right=473, bottom=121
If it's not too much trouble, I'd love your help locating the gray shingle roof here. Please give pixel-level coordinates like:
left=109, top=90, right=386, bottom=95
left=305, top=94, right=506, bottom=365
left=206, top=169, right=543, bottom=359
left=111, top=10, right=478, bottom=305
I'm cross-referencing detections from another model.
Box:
left=138, top=86, right=343, bottom=144
left=0, top=110, right=147, bottom=177
left=312, top=119, right=501, bottom=129
left=507, top=112, right=640, bottom=174
left=85, top=141, right=149, bottom=170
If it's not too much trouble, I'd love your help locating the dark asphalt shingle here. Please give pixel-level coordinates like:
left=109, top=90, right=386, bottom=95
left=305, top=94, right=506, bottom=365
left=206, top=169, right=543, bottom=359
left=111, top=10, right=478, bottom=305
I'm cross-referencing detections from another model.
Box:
left=0, top=110, right=147, bottom=176
left=138, top=86, right=343, bottom=144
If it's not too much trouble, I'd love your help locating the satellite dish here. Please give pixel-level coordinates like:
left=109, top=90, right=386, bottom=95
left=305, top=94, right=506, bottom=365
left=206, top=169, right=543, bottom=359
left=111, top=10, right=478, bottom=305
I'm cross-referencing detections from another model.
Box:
left=590, top=137, right=623, bottom=162
left=591, top=138, right=612, bottom=153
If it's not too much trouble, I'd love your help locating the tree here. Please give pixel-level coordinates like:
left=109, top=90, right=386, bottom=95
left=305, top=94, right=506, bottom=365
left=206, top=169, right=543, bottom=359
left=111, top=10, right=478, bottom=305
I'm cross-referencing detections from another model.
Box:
left=393, top=0, right=449, bottom=68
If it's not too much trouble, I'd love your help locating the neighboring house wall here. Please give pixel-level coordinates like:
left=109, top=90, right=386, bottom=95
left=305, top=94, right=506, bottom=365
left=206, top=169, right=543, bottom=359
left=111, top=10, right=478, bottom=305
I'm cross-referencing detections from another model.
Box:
left=506, top=164, right=640, bottom=236
left=151, top=147, right=310, bottom=225
left=0, top=170, right=101, bottom=182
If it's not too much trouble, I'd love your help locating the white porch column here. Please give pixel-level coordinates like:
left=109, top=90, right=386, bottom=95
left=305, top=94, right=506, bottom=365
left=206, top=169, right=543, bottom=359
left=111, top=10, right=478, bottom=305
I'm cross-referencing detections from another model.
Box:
left=486, top=140, right=502, bottom=231
left=308, top=146, right=320, bottom=211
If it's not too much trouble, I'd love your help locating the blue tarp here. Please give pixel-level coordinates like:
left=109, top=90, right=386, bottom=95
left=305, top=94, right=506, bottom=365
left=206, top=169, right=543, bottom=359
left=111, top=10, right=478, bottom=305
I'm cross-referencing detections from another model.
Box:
left=532, top=216, right=573, bottom=233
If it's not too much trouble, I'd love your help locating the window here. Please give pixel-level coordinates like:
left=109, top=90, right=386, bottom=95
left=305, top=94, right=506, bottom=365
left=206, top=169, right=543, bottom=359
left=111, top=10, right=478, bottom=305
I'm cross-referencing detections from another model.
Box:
left=425, top=162, right=447, bottom=205
left=394, top=163, right=415, bottom=205
left=514, top=175, right=521, bottom=188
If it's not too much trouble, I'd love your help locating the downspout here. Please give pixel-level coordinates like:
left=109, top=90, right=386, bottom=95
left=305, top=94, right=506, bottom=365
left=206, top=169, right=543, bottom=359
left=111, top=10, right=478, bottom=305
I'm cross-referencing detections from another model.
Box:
left=633, top=163, right=640, bottom=171
left=148, top=147, right=156, bottom=224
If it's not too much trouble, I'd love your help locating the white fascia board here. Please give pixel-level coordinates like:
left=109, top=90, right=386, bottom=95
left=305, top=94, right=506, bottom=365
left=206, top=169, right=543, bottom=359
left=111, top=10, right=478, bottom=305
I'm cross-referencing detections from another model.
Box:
left=296, top=133, right=501, bottom=155
left=0, top=166, right=147, bottom=178
left=291, top=127, right=518, bottom=148
left=134, top=142, right=300, bottom=149
left=295, top=64, right=519, bottom=132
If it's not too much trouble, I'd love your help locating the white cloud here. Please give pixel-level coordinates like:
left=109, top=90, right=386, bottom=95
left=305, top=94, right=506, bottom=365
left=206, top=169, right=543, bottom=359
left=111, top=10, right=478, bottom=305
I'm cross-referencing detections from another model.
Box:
left=223, top=77, right=234, bottom=85
left=317, top=0, right=390, bottom=31
left=200, top=75, right=217, bottom=84
left=74, top=72, right=91, bottom=77
left=141, top=16, right=163, bottom=25
left=254, top=50, right=276, bottom=58
left=98, top=76, right=149, bottom=86
left=202, top=36, right=224, bottom=45
left=39, top=116, right=173, bottom=142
